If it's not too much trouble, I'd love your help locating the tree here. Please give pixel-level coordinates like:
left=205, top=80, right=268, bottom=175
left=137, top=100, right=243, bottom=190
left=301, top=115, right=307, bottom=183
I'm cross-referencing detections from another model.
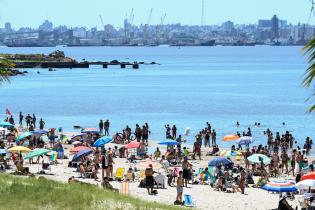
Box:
left=303, top=37, right=315, bottom=112
left=0, top=59, right=15, bottom=83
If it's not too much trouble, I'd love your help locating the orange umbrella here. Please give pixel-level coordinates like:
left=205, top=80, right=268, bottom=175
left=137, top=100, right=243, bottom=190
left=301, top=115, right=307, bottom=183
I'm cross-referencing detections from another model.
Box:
left=222, top=134, right=240, bottom=142
left=69, top=146, right=91, bottom=153
left=301, top=172, right=315, bottom=181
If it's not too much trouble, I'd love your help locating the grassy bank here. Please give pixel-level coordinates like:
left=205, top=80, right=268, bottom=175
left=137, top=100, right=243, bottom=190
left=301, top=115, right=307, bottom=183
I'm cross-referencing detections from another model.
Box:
left=0, top=173, right=184, bottom=210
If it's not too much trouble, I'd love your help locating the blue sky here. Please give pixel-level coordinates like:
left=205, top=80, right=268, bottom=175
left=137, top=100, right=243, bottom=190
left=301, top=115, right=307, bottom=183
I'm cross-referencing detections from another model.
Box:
left=0, top=0, right=313, bottom=28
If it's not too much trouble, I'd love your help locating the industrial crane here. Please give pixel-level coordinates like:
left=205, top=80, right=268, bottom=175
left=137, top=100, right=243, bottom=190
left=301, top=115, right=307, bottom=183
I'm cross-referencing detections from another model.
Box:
left=156, top=13, right=167, bottom=45
left=143, top=8, right=153, bottom=45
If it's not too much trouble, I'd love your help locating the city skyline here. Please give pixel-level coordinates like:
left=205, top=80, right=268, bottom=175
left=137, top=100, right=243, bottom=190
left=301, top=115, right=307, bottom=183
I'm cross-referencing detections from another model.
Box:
left=0, top=0, right=313, bottom=28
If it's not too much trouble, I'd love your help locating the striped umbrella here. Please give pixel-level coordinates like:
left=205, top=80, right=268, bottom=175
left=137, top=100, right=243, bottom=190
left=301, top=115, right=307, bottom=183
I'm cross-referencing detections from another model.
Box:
left=301, top=172, right=315, bottom=181
left=69, top=146, right=92, bottom=153
left=262, top=180, right=297, bottom=192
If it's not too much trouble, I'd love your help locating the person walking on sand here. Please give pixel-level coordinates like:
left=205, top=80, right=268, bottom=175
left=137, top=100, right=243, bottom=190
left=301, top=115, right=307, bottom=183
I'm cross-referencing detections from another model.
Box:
left=104, top=120, right=110, bottom=136
left=175, top=171, right=184, bottom=205
left=99, top=120, right=104, bottom=135
left=145, top=164, right=154, bottom=195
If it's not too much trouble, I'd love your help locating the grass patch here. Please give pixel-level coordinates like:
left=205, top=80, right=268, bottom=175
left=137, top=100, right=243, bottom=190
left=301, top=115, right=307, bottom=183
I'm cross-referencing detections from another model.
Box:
left=0, top=173, right=184, bottom=210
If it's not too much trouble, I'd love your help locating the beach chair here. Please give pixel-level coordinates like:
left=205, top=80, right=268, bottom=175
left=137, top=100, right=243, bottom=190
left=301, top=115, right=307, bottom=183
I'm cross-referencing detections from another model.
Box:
left=121, top=182, right=129, bottom=194
left=115, top=167, right=125, bottom=181
left=184, top=194, right=195, bottom=207
left=155, top=173, right=166, bottom=189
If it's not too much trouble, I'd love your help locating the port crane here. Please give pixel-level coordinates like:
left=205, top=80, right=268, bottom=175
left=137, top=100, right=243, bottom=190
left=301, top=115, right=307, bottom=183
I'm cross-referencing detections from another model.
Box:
left=99, top=15, right=107, bottom=38
left=143, top=8, right=153, bottom=45
left=155, top=13, right=166, bottom=45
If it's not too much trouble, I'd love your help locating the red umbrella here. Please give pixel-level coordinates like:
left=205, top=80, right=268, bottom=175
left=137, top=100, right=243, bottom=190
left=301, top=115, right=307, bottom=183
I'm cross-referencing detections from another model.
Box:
left=301, top=172, right=315, bottom=181
left=125, top=141, right=140, bottom=149
left=69, top=146, right=91, bottom=153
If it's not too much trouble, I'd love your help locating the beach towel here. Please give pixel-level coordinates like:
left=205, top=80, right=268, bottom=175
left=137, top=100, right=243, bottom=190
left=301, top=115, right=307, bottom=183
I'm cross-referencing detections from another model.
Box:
left=51, top=153, right=57, bottom=162
left=121, top=182, right=129, bottom=194
left=115, top=167, right=125, bottom=181
left=184, top=194, right=194, bottom=207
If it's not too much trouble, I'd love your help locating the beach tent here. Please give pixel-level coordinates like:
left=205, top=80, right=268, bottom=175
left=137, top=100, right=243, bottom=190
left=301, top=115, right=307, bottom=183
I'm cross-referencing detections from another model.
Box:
left=8, top=146, right=31, bottom=153
left=93, top=136, right=112, bottom=147
left=208, top=157, right=232, bottom=167
left=24, top=148, right=51, bottom=159
left=262, top=181, right=297, bottom=193
left=157, top=139, right=179, bottom=146
left=125, top=140, right=140, bottom=149
left=222, top=135, right=240, bottom=142
left=247, top=154, right=271, bottom=164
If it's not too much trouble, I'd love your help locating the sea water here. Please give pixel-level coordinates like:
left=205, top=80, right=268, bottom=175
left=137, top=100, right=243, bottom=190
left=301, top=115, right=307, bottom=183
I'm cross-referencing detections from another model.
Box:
left=0, top=46, right=314, bottom=148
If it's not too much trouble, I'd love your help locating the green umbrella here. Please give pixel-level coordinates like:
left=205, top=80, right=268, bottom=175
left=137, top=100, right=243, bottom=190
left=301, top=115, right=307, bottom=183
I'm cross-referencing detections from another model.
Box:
left=16, top=132, right=32, bottom=141
left=24, top=148, right=51, bottom=159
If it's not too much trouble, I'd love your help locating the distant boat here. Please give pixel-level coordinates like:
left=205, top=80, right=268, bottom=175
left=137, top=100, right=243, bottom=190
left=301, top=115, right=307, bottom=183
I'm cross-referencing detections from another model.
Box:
left=199, top=40, right=216, bottom=46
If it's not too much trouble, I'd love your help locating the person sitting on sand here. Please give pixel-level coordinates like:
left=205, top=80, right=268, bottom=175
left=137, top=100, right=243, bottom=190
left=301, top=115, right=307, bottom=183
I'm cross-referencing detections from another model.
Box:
left=102, top=177, right=119, bottom=192
left=231, top=177, right=241, bottom=193
left=125, top=167, right=135, bottom=182
left=68, top=176, right=79, bottom=183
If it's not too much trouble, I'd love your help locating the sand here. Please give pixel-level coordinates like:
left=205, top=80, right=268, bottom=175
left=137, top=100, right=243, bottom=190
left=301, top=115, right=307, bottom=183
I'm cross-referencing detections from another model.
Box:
left=4, top=141, right=306, bottom=210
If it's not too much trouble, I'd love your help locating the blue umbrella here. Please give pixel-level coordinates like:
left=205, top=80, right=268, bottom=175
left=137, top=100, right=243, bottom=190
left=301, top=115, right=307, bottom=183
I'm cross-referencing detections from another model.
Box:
left=31, top=130, right=49, bottom=135
left=72, top=148, right=93, bottom=161
left=236, top=136, right=254, bottom=145
left=0, top=121, right=14, bottom=128
left=16, top=132, right=32, bottom=141
left=208, top=157, right=232, bottom=167
left=0, top=149, right=6, bottom=155
left=157, top=139, right=179, bottom=146
left=247, top=154, right=271, bottom=164
left=93, top=136, right=112, bottom=147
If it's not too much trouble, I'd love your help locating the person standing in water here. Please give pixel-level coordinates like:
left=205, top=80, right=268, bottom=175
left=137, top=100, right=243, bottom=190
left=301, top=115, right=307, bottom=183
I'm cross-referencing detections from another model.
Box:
left=19, top=112, right=24, bottom=125
left=172, top=125, right=177, bottom=139
left=104, top=120, right=110, bottom=136
left=32, top=114, right=36, bottom=128
left=99, top=120, right=104, bottom=135
left=39, top=118, right=45, bottom=130
left=211, top=129, right=217, bottom=146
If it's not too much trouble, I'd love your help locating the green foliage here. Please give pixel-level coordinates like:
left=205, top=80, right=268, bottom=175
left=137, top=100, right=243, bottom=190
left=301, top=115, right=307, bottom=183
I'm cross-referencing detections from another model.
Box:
left=303, top=37, right=315, bottom=112
left=0, top=174, right=183, bottom=210
left=0, top=59, right=15, bottom=83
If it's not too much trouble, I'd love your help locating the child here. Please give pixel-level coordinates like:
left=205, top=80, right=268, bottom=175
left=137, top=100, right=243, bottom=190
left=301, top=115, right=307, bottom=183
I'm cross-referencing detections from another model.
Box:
left=175, top=171, right=184, bottom=205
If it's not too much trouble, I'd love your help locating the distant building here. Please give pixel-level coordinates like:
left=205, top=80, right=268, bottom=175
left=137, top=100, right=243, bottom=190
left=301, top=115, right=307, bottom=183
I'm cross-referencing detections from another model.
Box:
left=258, top=20, right=271, bottom=28
left=271, top=15, right=279, bottom=39
left=221, top=21, right=234, bottom=32
left=39, top=20, right=53, bottom=32
left=4, top=22, right=12, bottom=32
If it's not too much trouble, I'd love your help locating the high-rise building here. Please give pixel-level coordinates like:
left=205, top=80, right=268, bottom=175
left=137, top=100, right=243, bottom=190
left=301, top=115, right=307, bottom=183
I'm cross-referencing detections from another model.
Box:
left=39, top=20, right=53, bottom=32
left=4, top=22, right=12, bottom=32
left=258, top=20, right=271, bottom=28
left=271, top=15, right=279, bottom=39
left=221, top=21, right=234, bottom=32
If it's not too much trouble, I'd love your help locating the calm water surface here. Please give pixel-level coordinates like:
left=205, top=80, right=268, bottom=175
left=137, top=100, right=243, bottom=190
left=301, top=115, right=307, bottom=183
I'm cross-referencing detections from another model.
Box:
left=0, top=46, right=314, bottom=147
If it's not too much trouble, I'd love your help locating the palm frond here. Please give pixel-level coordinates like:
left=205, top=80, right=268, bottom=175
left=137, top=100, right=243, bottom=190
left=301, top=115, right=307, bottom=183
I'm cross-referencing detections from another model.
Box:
left=303, top=37, right=315, bottom=112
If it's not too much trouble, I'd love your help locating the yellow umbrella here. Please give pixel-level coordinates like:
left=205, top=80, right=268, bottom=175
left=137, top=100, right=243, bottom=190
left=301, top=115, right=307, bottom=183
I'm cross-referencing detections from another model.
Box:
left=8, top=146, right=31, bottom=153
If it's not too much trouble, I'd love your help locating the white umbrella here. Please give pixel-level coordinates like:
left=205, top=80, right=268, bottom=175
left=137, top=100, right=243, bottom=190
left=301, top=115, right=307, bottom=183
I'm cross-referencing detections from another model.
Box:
left=296, top=180, right=315, bottom=190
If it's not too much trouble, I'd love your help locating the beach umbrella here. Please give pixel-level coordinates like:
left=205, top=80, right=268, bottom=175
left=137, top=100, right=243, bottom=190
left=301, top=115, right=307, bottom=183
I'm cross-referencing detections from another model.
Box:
left=236, top=136, right=254, bottom=145
left=93, top=136, right=112, bottom=147
left=69, top=146, right=91, bottom=153
left=72, top=141, right=82, bottom=145
left=296, top=180, right=315, bottom=190
left=262, top=181, right=297, bottom=193
left=247, top=154, right=271, bottom=164
left=208, top=157, right=232, bottom=167
left=16, top=132, right=32, bottom=141
left=0, top=121, right=14, bottom=128
left=157, top=139, right=179, bottom=146
left=8, top=146, right=31, bottom=153
left=0, top=149, right=6, bottom=155
left=70, top=133, right=87, bottom=141
left=31, top=129, right=49, bottom=135
left=72, top=148, right=93, bottom=161
left=125, top=140, right=140, bottom=149
left=222, top=134, right=240, bottom=142
left=24, top=148, right=51, bottom=159
left=301, top=172, right=315, bottom=181
left=82, top=127, right=99, bottom=133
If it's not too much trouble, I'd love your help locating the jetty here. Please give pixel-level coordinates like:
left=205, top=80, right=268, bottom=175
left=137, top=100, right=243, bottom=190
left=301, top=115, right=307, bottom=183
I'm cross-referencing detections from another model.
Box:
left=0, top=50, right=157, bottom=69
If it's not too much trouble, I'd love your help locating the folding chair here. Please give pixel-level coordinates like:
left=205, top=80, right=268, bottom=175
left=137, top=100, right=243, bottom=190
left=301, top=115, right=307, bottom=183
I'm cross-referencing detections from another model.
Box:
left=115, top=167, right=125, bottom=181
